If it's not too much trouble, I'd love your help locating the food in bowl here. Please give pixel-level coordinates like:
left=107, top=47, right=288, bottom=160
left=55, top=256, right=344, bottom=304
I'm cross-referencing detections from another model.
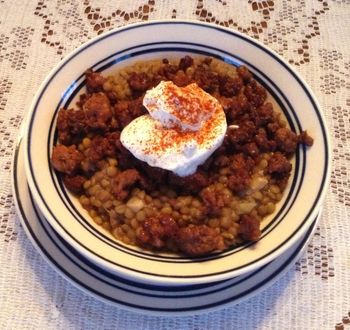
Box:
left=51, top=55, right=313, bottom=257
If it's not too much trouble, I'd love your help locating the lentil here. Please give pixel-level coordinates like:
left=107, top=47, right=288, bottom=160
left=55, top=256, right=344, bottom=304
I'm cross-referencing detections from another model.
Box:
left=51, top=56, right=312, bottom=257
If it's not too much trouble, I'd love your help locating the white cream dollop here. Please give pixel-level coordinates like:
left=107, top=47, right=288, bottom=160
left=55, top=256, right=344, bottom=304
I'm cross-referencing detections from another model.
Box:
left=143, top=81, right=218, bottom=131
left=120, top=81, right=227, bottom=177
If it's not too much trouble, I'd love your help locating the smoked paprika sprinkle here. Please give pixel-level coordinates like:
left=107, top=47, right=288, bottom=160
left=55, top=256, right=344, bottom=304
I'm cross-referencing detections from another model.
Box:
left=121, top=80, right=227, bottom=176
left=51, top=55, right=313, bottom=257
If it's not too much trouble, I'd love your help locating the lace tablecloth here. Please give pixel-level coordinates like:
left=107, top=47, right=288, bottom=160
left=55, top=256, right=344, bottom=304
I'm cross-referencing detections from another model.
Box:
left=1, top=1, right=349, bottom=329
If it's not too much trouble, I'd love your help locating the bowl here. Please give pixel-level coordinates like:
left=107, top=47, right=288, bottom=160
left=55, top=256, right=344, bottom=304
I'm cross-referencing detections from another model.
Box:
left=23, top=20, right=331, bottom=285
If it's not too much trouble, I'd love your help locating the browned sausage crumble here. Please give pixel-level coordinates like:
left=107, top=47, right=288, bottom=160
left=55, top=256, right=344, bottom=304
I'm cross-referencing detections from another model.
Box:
left=51, top=56, right=313, bottom=257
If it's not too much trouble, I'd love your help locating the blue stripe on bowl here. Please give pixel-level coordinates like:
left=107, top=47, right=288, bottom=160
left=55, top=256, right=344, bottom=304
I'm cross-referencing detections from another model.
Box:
left=26, top=21, right=329, bottom=278
left=14, top=139, right=318, bottom=312
left=35, top=196, right=272, bottom=298
left=47, top=44, right=304, bottom=262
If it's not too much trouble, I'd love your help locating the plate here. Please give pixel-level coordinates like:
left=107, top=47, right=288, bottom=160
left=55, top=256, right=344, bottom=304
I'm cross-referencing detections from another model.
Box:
left=13, top=139, right=320, bottom=315
left=23, top=20, right=330, bottom=284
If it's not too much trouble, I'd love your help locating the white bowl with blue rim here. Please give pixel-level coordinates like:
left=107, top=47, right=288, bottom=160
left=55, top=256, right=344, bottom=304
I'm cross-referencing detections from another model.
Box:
left=23, top=20, right=331, bottom=286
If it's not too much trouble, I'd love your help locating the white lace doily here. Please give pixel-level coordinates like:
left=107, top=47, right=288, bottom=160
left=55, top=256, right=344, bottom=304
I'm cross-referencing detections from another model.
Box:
left=0, top=1, right=349, bottom=329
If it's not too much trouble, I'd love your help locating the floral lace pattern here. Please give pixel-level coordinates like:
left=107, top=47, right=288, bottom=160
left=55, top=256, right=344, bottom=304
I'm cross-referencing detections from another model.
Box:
left=0, top=0, right=349, bottom=329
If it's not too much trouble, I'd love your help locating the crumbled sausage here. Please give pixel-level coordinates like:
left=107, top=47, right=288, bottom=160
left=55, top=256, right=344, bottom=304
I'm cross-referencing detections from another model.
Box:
left=159, top=62, right=178, bottom=80
left=242, top=142, right=259, bottom=157
left=255, top=102, right=274, bottom=126
left=83, top=92, right=113, bottom=130
left=113, top=101, right=129, bottom=128
left=227, top=153, right=255, bottom=194
left=50, top=56, right=313, bottom=256
left=141, top=165, right=169, bottom=186
left=267, top=152, right=292, bottom=190
left=168, top=170, right=209, bottom=194
left=113, top=97, right=146, bottom=129
left=238, top=214, right=261, bottom=241
left=137, top=215, right=179, bottom=249
left=172, top=70, right=191, bottom=87
left=51, top=144, right=83, bottom=175
left=128, top=72, right=151, bottom=92
left=225, top=93, right=251, bottom=122
left=112, top=169, right=143, bottom=201
left=176, top=225, right=225, bottom=257
left=267, top=122, right=280, bottom=135
left=217, top=95, right=232, bottom=115
left=202, top=57, right=213, bottom=66
left=106, top=131, right=123, bottom=152
left=84, top=135, right=116, bottom=164
left=116, top=151, right=140, bottom=171
left=244, top=80, right=267, bottom=108
left=213, top=154, right=230, bottom=168
left=178, top=55, right=194, bottom=71
left=219, top=75, right=243, bottom=97
left=237, top=65, right=252, bottom=84
left=298, top=130, right=314, bottom=146
left=274, top=127, right=298, bottom=153
left=255, top=128, right=277, bottom=152
left=63, top=175, right=86, bottom=194
left=267, top=152, right=292, bottom=177
left=227, top=120, right=256, bottom=147
left=105, top=90, right=119, bottom=105
left=230, top=153, right=255, bottom=172
left=193, top=64, right=219, bottom=92
left=56, top=108, right=86, bottom=145
left=227, top=171, right=251, bottom=195
left=200, top=184, right=231, bottom=215
left=85, top=69, right=106, bottom=93
left=199, top=154, right=215, bottom=171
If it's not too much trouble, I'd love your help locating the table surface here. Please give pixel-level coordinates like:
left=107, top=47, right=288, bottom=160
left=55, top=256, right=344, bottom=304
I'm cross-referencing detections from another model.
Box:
left=1, top=1, right=349, bottom=329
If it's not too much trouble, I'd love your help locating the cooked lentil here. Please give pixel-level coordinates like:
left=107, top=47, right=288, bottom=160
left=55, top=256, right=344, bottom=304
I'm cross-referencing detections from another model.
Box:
left=51, top=55, right=313, bottom=257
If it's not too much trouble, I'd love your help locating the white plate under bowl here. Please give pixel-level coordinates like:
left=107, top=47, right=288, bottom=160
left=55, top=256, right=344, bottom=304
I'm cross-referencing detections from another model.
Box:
left=23, top=20, right=330, bottom=285
left=13, top=138, right=320, bottom=315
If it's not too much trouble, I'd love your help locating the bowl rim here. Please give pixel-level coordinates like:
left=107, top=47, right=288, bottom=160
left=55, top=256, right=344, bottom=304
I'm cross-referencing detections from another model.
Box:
left=23, top=19, right=332, bottom=285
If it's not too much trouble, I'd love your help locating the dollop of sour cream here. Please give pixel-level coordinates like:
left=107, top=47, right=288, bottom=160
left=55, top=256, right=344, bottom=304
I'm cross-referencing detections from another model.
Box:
left=120, top=81, right=227, bottom=177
